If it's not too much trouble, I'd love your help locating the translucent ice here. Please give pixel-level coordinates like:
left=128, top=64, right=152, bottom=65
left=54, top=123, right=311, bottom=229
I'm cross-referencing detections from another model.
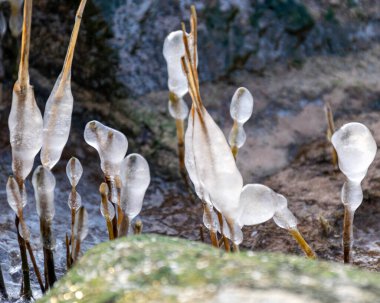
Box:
left=66, top=157, right=83, bottom=187
left=221, top=217, right=244, bottom=245
left=237, top=184, right=276, bottom=227
left=202, top=203, right=220, bottom=234
left=168, top=93, right=189, bottom=120
left=32, top=166, right=56, bottom=222
left=331, top=122, right=377, bottom=183
left=228, top=87, right=254, bottom=149
left=120, top=153, right=150, bottom=220
left=273, top=194, right=298, bottom=230
left=99, top=182, right=115, bottom=221
left=72, top=207, right=88, bottom=261
left=68, top=190, right=82, bottom=211
left=9, top=0, right=23, bottom=37
left=41, top=0, right=87, bottom=170
left=84, top=120, right=128, bottom=177
left=163, top=30, right=189, bottom=98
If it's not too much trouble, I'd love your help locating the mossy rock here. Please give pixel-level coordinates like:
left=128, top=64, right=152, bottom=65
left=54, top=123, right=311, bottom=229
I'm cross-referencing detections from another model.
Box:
left=39, top=235, right=380, bottom=303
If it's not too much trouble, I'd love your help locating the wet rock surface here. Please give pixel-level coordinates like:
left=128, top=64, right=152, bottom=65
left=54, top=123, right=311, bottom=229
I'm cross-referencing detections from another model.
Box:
left=38, top=235, right=380, bottom=303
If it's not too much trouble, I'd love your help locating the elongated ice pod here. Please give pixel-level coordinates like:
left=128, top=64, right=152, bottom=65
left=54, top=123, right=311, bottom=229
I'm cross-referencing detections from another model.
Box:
left=66, top=157, right=83, bottom=188
left=331, top=122, right=377, bottom=263
left=9, top=0, right=23, bottom=37
left=237, top=184, right=276, bottom=227
left=228, top=87, right=254, bottom=158
left=72, top=207, right=88, bottom=262
left=40, top=0, right=87, bottom=170
left=84, top=120, right=128, bottom=202
left=32, top=166, right=56, bottom=223
left=9, top=0, right=43, bottom=182
left=120, top=154, right=150, bottom=220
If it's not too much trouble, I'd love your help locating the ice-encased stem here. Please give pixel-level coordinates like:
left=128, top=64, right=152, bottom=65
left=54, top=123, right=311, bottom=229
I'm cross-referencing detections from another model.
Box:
left=119, top=215, right=131, bottom=237
left=18, top=0, right=32, bottom=88
left=343, top=207, right=354, bottom=264
left=289, top=228, right=317, bottom=259
left=203, top=203, right=218, bottom=247
left=216, top=210, right=230, bottom=252
left=105, top=176, right=118, bottom=238
left=0, top=263, right=7, bottom=299
left=100, top=184, right=114, bottom=240
left=40, top=220, right=56, bottom=288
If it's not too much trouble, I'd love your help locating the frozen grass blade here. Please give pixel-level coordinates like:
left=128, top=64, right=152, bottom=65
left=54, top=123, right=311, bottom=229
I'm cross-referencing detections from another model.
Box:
left=32, top=166, right=57, bottom=288
left=40, top=0, right=87, bottom=170
left=331, top=122, right=377, bottom=263
left=72, top=207, right=88, bottom=263
left=99, top=183, right=115, bottom=240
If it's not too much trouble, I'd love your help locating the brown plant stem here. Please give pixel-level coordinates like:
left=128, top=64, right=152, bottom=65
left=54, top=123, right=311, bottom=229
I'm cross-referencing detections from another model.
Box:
left=100, top=183, right=115, bottom=240
left=231, top=145, right=238, bottom=160
left=0, top=263, right=7, bottom=300
left=105, top=177, right=119, bottom=238
left=25, top=242, right=45, bottom=293
left=70, top=204, right=76, bottom=255
left=119, top=215, right=130, bottom=237
left=289, top=228, right=317, bottom=259
left=65, top=234, right=71, bottom=270
left=216, top=211, right=231, bottom=252
left=134, top=220, right=143, bottom=235
left=15, top=216, right=32, bottom=300
left=199, top=224, right=205, bottom=242
left=203, top=204, right=218, bottom=248
left=18, top=0, right=33, bottom=88
left=232, top=243, right=240, bottom=253
left=343, top=207, right=354, bottom=264
left=40, top=220, right=56, bottom=288
left=175, top=118, right=186, bottom=175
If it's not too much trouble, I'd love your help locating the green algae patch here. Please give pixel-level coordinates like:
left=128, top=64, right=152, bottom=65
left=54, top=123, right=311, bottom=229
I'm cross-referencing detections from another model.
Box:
left=38, top=235, right=380, bottom=303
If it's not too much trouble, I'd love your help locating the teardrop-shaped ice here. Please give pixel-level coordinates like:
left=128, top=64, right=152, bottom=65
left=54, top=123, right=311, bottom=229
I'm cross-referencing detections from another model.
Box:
left=168, top=94, right=189, bottom=120
left=331, top=122, right=377, bottom=183
left=9, top=0, right=23, bottom=37
left=18, top=221, right=31, bottom=242
left=185, top=105, right=243, bottom=221
left=221, top=217, right=244, bottom=245
left=68, top=189, right=82, bottom=211
left=228, top=124, right=246, bottom=148
left=74, top=207, right=88, bottom=242
left=120, top=153, right=150, bottom=220
left=6, top=176, right=26, bottom=214
left=238, top=184, right=276, bottom=227
left=9, top=84, right=43, bottom=181
left=32, top=166, right=56, bottom=222
left=273, top=207, right=298, bottom=230
left=100, top=200, right=115, bottom=221
left=84, top=121, right=128, bottom=177
left=163, top=30, right=189, bottom=98
left=230, top=87, right=254, bottom=124
left=66, top=157, right=83, bottom=187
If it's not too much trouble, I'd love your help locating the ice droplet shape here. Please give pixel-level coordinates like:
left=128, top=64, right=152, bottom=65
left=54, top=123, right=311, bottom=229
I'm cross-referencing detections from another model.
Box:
left=341, top=180, right=363, bottom=212
left=41, top=73, right=74, bottom=169
left=168, top=95, right=189, bottom=120
left=273, top=193, right=298, bottom=230
left=163, top=30, right=189, bottom=98
left=331, top=122, right=377, bottom=183
left=120, top=153, right=150, bottom=220
left=9, top=84, right=43, bottom=180
left=238, top=184, right=276, bottom=227
left=68, top=189, right=82, bottom=211
left=66, top=157, right=83, bottom=187
left=228, top=124, right=246, bottom=148
left=230, top=87, right=254, bottom=123
left=185, top=106, right=243, bottom=221
left=6, top=176, right=26, bottom=214
left=100, top=200, right=115, bottom=221
left=32, top=166, right=56, bottom=222
left=84, top=120, right=128, bottom=177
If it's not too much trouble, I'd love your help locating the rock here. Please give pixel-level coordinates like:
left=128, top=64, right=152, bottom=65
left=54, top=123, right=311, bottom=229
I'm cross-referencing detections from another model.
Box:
left=38, top=235, right=380, bottom=303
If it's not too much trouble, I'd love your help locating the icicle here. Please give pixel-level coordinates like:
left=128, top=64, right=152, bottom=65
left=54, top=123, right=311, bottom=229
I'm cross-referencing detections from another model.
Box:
left=66, top=157, right=83, bottom=187
left=331, top=122, right=377, bottom=263
left=40, top=0, right=87, bottom=170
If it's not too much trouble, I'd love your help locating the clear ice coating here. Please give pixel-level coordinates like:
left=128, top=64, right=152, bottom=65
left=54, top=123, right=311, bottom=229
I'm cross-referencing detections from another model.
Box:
left=9, top=85, right=43, bottom=181
left=66, top=157, right=83, bottom=187
left=221, top=217, right=244, bottom=245
left=9, top=0, right=23, bottom=37
left=163, top=30, right=189, bottom=98
left=84, top=120, right=128, bottom=177
left=32, top=166, right=56, bottom=222
left=68, top=190, right=82, bottom=211
left=6, top=176, right=26, bottom=214
left=202, top=203, right=220, bottom=233
left=73, top=207, right=88, bottom=242
left=228, top=87, right=254, bottom=149
left=237, top=184, right=276, bottom=227
left=100, top=200, right=115, bottom=221
left=185, top=106, right=243, bottom=222
left=168, top=93, right=189, bottom=120
left=273, top=194, right=298, bottom=230
left=120, top=153, right=150, bottom=220
left=331, top=122, right=377, bottom=183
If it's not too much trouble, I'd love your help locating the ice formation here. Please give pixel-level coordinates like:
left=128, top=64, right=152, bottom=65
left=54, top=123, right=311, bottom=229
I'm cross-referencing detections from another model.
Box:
left=120, top=153, right=150, bottom=220
left=168, top=92, right=189, bottom=120
left=272, top=193, right=298, bottom=230
left=9, top=0, right=23, bottom=37
left=99, top=183, right=115, bottom=221
left=84, top=121, right=128, bottom=203
left=72, top=207, right=88, bottom=261
left=228, top=87, right=254, bottom=153
left=9, top=0, right=43, bottom=182
left=32, top=166, right=56, bottom=222
left=66, top=157, right=83, bottom=187
left=40, top=0, right=87, bottom=170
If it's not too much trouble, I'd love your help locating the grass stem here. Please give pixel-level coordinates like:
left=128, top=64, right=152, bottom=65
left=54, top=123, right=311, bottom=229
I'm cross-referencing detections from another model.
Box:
left=289, top=228, right=317, bottom=259
left=343, top=207, right=354, bottom=263
left=216, top=211, right=231, bottom=252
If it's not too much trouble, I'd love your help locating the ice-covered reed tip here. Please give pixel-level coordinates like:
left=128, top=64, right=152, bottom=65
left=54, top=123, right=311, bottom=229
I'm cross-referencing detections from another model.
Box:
left=331, top=122, right=377, bottom=263
left=228, top=87, right=254, bottom=158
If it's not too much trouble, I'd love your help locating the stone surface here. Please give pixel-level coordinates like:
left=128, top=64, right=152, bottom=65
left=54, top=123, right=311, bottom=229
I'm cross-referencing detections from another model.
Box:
left=38, top=235, right=380, bottom=303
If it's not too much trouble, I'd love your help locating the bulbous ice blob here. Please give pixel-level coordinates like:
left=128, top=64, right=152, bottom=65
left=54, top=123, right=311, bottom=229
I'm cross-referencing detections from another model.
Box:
left=6, top=176, right=26, bottom=214
left=68, top=189, right=82, bottom=211
left=238, top=184, right=276, bottom=227
left=163, top=30, right=189, bottom=98
left=9, top=0, right=23, bottom=37
left=341, top=181, right=363, bottom=212
left=273, top=207, right=298, bottom=230
left=100, top=200, right=115, bottom=221
left=230, top=87, right=254, bottom=124
left=17, top=221, right=30, bottom=242
left=0, top=11, right=7, bottom=38
left=9, top=84, right=43, bottom=181
left=120, top=153, right=150, bottom=220
left=84, top=121, right=128, bottom=177
left=168, top=94, right=189, bottom=120
left=41, top=74, right=74, bottom=169
left=185, top=106, right=243, bottom=221
left=332, top=122, right=377, bottom=183
left=74, top=207, right=88, bottom=242
left=228, top=124, right=246, bottom=149
left=32, top=166, right=56, bottom=222
left=202, top=203, right=220, bottom=233
left=66, top=157, right=83, bottom=187
left=222, top=216, right=244, bottom=245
